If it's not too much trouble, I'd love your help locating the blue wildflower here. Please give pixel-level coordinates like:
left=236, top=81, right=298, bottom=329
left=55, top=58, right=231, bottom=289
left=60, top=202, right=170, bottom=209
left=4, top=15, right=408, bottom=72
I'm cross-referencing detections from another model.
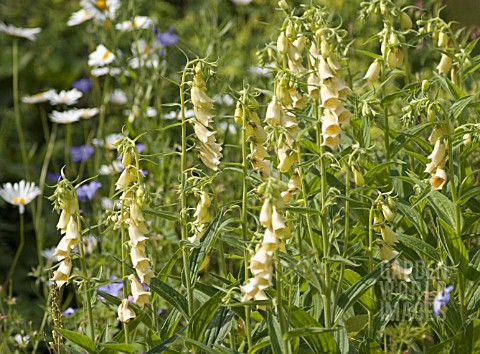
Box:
left=76, top=181, right=102, bottom=202
left=72, top=77, right=92, bottom=94
left=69, top=145, right=95, bottom=163
left=155, top=26, right=178, bottom=47
left=62, top=307, right=75, bottom=317
left=98, top=276, right=124, bottom=299
left=47, top=172, right=62, bottom=182
left=433, top=285, right=454, bottom=317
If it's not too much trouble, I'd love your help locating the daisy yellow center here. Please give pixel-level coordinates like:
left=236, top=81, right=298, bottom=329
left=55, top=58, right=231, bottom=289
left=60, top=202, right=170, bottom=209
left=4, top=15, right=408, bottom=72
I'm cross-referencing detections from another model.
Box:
left=102, top=50, right=111, bottom=60
left=13, top=197, right=26, bottom=205
left=96, top=0, right=107, bottom=10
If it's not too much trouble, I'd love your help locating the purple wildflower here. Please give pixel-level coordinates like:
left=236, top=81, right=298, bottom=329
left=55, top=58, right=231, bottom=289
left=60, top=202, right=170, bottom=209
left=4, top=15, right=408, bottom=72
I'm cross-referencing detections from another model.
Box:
left=155, top=26, right=178, bottom=47
left=62, top=307, right=75, bottom=317
left=136, top=143, right=145, bottom=153
left=47, top=172, right=62, bottom=182
left=69, top=145, right=95, bottom=163
left=76, top=181, right=102, bottom=202
left=72, top=77, right=92, bottom=94
left=433, top=285, right=454, bottom=317
left=97, top=276, right=124, bottom=299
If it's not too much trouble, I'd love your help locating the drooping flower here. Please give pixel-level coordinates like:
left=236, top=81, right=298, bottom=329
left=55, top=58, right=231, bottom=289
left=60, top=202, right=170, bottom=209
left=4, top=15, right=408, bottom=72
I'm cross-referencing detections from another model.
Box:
left=76, top=181, right=102, bottom=202
left=433, top=285, right=454, bottom=317
left=88, top=44, right=116, bottom=67
left=71, top=77, right=92, bottom=94
left=69, top=145, right=95, bottom=163
left=21, top=89, right=57, bottom=104
left=154, top=26, right=178, bottom=47
left=49, top=110, right=82, bottom=124
left=0, top=180, right=41, bottom=214
left=118, top=299, right=136, bottom=323
left=77, top=108, right=100, bottom=119
left=0, top=22, right=41, bottom=41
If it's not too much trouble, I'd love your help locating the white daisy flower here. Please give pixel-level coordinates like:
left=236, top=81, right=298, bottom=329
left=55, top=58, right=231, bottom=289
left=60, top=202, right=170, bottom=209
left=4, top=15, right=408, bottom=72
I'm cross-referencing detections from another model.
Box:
left=49, top=110, right=82, bottom=124
left=0, top=22, right=41, bottom=41
left=67, top=9, right=94, bottom=26
left=129, top=39, right=160, bottom=69
left=0, top=180, right=41, bottom=214
left=109, top=89, right=127, bottom=105
left=77, top=108, right=100, bottom=119
left=88, top=44, right=116, bottom=67
left=115, top=16, right=153, bottom=32
left=21, top=89, right=57, bottom=104
left=91, top=67, right=121, bottom=77
left=49, top=89, right=83, bottom=106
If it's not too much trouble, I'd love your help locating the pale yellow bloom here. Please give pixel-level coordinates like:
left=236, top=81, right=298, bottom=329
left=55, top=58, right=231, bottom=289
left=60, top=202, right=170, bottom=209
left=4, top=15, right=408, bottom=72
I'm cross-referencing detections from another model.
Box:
left=118, top=299, right=136, bottom=323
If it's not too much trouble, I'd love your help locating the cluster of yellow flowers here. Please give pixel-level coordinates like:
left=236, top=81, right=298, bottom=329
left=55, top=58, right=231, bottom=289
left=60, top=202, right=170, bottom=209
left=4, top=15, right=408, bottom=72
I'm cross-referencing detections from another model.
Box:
left=188, top=189, right=212, bottom=242
left=308, top=33, right=351, bottom=149
left=51, top=182, right=80, bottom=288
left=190, top=64, right=222, bottom=171
left=114, top=141, right=153, bottom=321
left=426, top=126, right=447, bottom=190
left=241, top=180, right=290, bottom=302
left=374, top=200, right=412, bottom=282
left=235, top=98, right=271, bottom=178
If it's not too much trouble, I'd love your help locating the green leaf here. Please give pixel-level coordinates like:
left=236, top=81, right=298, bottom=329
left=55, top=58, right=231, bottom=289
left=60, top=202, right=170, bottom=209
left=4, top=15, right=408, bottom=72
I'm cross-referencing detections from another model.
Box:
left=56, top=328, right=96, bottom=354
left=189, top=211, right=223, bottom=284
left=100, top=343, right=134, bottom=354
left=187, top=291, right=223, bottom=342
left=288, top=304, right=339, bottom=354
left=437, top=218, right=469, bottom=271
left=182, top=337, right=220, bottom=354
left=144, top=209, right=180, bottom=221
left=160, top=309, right=182, bottom=341
left=267, top=311, right=284, bottom=354
left=355, top=49, right=383, bottom=60
left=335, top=261, right=392, bottom=323
left=204, top=307, right=234, bottom=348
left=458, top=185, right=480, bottom=207
left=396, top=200, right=427, bottom=236
left=450, top=95, right=474, bottom=120
left=427, top=191, right=458, bottom=231
left=396, top=233, right=440, bottom=262
left=150, top=277, right=189, bottom=319
left=147, top=330, right=184, bottom=353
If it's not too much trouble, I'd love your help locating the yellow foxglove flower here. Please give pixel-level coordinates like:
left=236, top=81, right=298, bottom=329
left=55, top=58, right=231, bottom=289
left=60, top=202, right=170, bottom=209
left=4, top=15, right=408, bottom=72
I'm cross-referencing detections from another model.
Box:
left=320, top=83, right=339, bottom=109
left=129, top=274, right=150, bottom=308
left=364, top=60, right=381, bottom=84
left=259, top=199, right=272, bottom=228
left=265, top=96, right=282, bottom=126
left=437, top=54, right=452, bottom=74
left=425, top=139, right=446, bottom=174
left=52, top=257, right=72, bottom=288
left=381, top=204, right=395, bottom=222
left=118, top=299, right=136, bottom=323
left=430, top=168, right=447, bottom=190
left=271, top=206, right=286, bottom=234
left=193, top=122, right=215, bottom=143
left=56, top=210, right=71, bottom=234
left=380, top=224, right=398, bottom=245
left=307, top=73, right=320, bottom=99
left=318, top=56, right=335, bottom=80
left=128, top=223, right=148, bottom=246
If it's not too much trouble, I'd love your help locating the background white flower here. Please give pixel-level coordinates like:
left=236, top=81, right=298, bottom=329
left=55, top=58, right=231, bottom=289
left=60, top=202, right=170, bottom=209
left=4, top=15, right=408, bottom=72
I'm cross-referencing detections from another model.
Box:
left=0, top=22, right=41, bottom=41
left=0, top=180, right=41, bottom=214
left=49, top=110, right=82, bottom=124
left=49, top=89, right=83, bottom=106
left=88, top=44, right=116, bottom=67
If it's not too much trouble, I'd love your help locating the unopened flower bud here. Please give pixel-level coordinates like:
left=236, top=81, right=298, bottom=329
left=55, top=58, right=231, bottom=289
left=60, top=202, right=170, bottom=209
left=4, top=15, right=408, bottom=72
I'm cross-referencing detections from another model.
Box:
left=421, top=80, right=429, bottom=94
left=381, top=203, right=395, bottom=222
left=400, top=12, right=413, bottom=30
left=437, top=54, right=452, bottom=74
left=352, top=166, right=365, bottom=186
left=364, top=60, right=381, bottom=84
left=438, top=31, right=448, bottom=48
left=278, top=0, right=289, bottom=11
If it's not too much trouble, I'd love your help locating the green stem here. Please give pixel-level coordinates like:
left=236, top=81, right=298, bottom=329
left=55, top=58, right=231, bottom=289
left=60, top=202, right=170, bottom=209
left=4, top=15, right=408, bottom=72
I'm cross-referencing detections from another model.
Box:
left=3, top=212, right=24, bottom=291
left=12, top=39, right=30, bottom=179
left=367, top=205, right=375, bottom=338
left=76, top=214, right=95, bottom=343
left=447, top=132, right=466, bottom=320
left=120, top=198, right=130, bottom=344
left=180, top=64, right=194, bottom=319
left=316, top=103, right=332, bottom=329
left=240, top=94, right=253, bottom=350
left=275, top=250, right=290, bottom=354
